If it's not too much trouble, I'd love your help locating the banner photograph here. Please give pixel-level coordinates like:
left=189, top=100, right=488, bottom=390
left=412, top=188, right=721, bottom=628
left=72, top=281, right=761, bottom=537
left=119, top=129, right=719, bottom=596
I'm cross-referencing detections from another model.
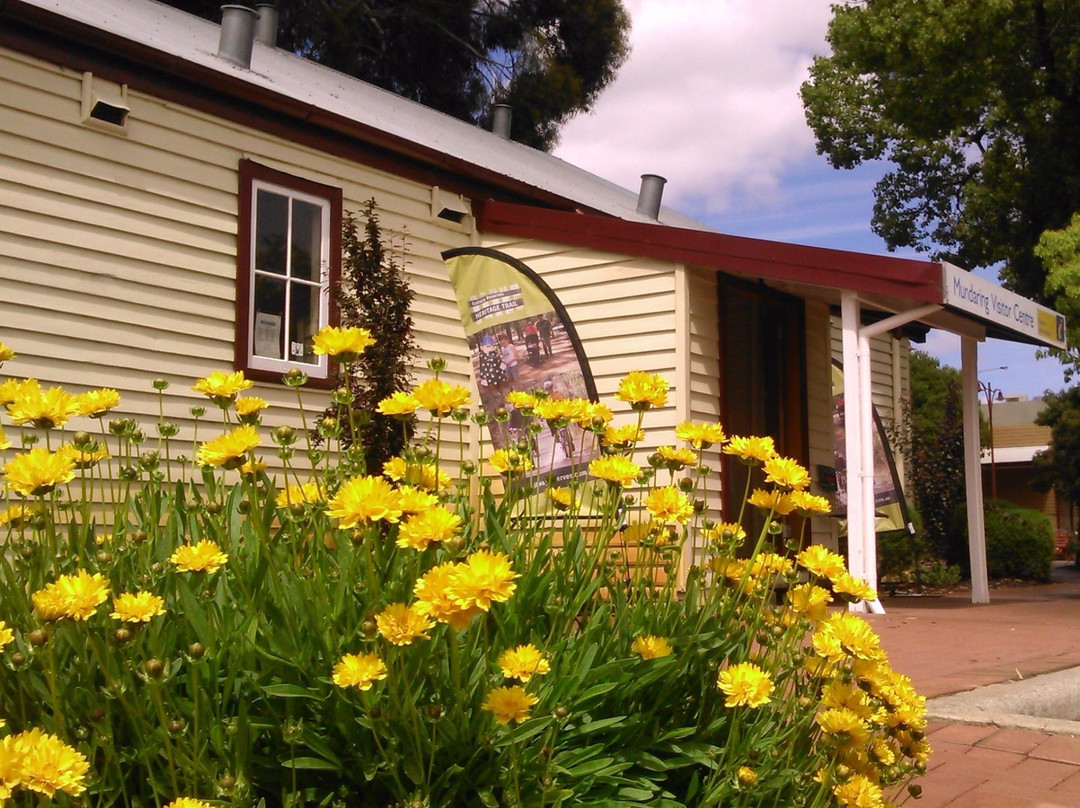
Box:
left=442, top=248, right=600, bottom=490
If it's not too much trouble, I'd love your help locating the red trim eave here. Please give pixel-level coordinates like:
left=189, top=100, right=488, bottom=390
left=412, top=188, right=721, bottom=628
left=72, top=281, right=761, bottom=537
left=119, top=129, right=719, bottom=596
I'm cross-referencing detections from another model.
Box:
left=476, top=201, right=944, bottom=304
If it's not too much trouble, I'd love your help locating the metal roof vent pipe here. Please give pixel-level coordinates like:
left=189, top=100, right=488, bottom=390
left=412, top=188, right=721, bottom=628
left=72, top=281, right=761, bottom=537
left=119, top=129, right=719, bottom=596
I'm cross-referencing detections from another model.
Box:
left=491, top=104, right=512, bottom=140
left=218, top=4, right=258, bottom=69
left=636, top=174, right=667, bottom=220
left=255, top=3, right=279, bottom=47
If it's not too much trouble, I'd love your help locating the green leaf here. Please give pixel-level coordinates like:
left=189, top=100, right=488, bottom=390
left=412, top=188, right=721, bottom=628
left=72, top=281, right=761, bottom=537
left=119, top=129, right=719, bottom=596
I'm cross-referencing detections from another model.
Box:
left=261, top=683, right=323, bottom=700
left=280, top=757, right=338, bottom=770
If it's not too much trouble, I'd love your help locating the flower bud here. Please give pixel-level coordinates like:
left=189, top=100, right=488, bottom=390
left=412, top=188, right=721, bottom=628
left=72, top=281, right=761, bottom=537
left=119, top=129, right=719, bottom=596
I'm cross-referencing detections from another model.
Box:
left=152, top=378, right=170, bottom=390
left=10, top=652, right=27, bottom=667
left=96, top=551, right=113, bottom=565
left=554, top=705, right=570, bottom=720
left=283, top=368, right=308, bottom=387
left=188, top=642, right=206, bottom=659
left=908, top=784, right=922, bottom=799
left=144, top=658, right=165, bottom=678
left=113, top=628, right=132, bottom=645
left=72, top=431, right=93, bottom=448
left=427, top=357, right=446, bottom=372
left=168, top=719, right=185, bottom=734
left=29, top=629, right=48, bottom=647
left=190, top=406, right=206, bottom=418
left=219, top=775, right=236, bottom=791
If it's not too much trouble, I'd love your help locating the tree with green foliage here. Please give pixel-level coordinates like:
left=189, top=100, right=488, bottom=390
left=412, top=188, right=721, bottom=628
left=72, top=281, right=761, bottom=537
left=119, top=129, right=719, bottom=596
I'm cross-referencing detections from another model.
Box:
left=801, top=1, right=1080, bottom=308
left=1032, top=387, right=1080, bottom=552
left=162, top=0, right=630, bottom=150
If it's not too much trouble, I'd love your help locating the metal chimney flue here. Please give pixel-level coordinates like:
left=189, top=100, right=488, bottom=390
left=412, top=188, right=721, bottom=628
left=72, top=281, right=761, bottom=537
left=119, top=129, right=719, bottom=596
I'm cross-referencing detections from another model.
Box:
left=255, top=4, right=279, bottom=47
left=218, top=4, right=258, bottom=69
left=636, top=174, right=667, bottom=220
left=492, top=104, right=512, bottom=140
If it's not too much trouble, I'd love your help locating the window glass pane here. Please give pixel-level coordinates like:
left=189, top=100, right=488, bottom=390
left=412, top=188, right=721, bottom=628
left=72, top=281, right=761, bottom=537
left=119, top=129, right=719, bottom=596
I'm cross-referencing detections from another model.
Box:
left=253, top=274, right=286, bottom=359
left=291, top=199, right=322, bottom=281
left=255, top=190, right=288, bottom=276
left=288, top=280, right=321, bottom=365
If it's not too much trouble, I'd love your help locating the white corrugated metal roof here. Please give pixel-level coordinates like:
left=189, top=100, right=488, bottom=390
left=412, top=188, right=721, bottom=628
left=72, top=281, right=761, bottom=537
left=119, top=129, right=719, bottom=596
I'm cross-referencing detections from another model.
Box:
left=981, top=446, right=1049, bottom=464
left=18, top=0, right=709, bottom=231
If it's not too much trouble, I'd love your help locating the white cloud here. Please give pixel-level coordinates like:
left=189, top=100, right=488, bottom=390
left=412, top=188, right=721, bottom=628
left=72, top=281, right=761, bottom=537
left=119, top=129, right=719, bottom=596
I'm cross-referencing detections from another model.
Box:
left=554, top=0, right=835, bottom=215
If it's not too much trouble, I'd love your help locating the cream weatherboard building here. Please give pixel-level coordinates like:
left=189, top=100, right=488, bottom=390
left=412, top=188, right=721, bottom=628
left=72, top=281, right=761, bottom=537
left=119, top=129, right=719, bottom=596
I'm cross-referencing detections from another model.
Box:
left=1, top=0, right=1062, bottom=596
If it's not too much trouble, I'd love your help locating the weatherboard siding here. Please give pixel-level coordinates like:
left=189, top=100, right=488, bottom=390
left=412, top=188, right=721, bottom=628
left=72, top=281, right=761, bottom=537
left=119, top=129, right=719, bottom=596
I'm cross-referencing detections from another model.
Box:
left=0, top=45, right=474, bottom=478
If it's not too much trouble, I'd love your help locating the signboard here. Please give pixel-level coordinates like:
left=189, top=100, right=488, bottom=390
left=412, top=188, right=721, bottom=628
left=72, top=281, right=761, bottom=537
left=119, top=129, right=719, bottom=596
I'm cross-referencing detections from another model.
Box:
left=942, top=263, right=1067, bottom=349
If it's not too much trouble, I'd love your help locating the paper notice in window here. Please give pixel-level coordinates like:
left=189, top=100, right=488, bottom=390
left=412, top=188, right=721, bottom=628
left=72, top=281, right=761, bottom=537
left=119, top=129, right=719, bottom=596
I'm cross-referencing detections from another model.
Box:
left=254, top=312, right=281, bottom=358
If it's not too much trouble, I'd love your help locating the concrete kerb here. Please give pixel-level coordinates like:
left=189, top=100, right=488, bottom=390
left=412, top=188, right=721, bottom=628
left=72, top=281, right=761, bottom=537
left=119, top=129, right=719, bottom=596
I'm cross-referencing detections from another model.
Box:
left=928, top=665, right=1080, bottom=736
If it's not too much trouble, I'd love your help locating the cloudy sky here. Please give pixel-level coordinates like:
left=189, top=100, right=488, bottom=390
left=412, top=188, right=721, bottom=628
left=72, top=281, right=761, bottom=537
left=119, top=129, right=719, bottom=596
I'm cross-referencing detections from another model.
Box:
left=553, top=0, right=1068, bottom=398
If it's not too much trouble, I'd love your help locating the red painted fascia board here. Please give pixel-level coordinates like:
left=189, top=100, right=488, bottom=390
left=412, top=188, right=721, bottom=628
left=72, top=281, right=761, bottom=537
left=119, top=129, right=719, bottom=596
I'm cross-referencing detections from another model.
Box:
left=477, top=201, right=945, bottom=303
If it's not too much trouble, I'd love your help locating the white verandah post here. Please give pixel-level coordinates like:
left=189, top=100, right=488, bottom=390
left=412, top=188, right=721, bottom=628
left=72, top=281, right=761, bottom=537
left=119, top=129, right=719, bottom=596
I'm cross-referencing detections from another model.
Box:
left=961, top=336, right=991, bottom=604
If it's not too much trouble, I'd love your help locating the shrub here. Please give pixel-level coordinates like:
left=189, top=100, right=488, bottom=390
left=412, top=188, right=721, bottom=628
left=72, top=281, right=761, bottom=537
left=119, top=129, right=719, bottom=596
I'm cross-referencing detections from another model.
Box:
left=0, top=338, right=927, bottom=808
left=953, top=499, right=1055, bottom=582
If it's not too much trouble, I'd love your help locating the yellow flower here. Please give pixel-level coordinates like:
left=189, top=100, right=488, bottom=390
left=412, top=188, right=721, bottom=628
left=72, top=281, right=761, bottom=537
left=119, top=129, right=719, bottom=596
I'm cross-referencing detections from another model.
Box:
left=789, top=490, right=832, bottom=515
left=762, top=456, right=811, bottom=490
left=196, top=425, right=260, bottom=469
left=0, top=504, right=37, bottom=528
left=656, top=445, right=698, bottom=469
left=705, top=522, right=747, bottom=546
left=580, top=401, right=614, bottom=429
left=616, top=371, right=669, bottom=410
left=534, top=397, right=588, bottom=424
left=32, top=571, right=110, bottom=622
left=488, top=448, right=533, bottom=474
left=644, top=486, right=694, bottom=524
left=57, top=443, right=109, bottom=470
left=833, top=775, right=884, bottom=808
left=675, top=420, right=726, bottom=449
left=631, top=635, right=673, bottom=660
left=170, top=539, right=229, bottom=574
left=72, top=388, right=121, bottom=418
left=814, top=613, right=883, bottom=662
left=750, top=552, right=794, bottom=577
left=311, top=325, right=375, bottom=357
left=797, top=545, right=848, bottom=581
left=327, top=475, right=403, bottom=528
left=588, top=456, right=641, bottom=486
left=382, top=456, right=451, bottom=491
left=786, top=583, right=832, bottom=623
left=816, top=708, right=871, bottom=747
left=14, top=728, right=89, bottom=798
left=737, top=766, right=758, bottom=787
left=376, top=391, right=420, bottom=417
left=0, top=735, right=21, bottom=801
left=240, top=458, right=268, bottom=476
left=234, top=396, right=269, bottom=419
left=275, top=482, right=324, bottom=509
left=396, top=485, right=440, bottom=514
left=0, top=621, right=13, bottom=650
left=0, top=343, right=13, bottom=363
left=546, top=486, right=576, bottom=511
left=602, top=423, right=644, bottom=449
left=6, top=386, right=80, bottom=429
left=506, top=391, right=538, bottom=410
left=412, top=378, right=471, bottom=416
left=332, top=652, right=388, bottom=691
left=192, top=370, right=253, bottom=401
left=746, top=489, right=795, bottom=516
left=375, top=602, right=434, bottom=646
left=164, top=799, right=217, bottom=808
left=482, top=685, right=538, bottom=725
left=717, top=662, right=773, bottom=708
left=820, top=682, right=877, bottom=722
left=413, top=563, right=482, bottom=630
left=397, top=507, right=462, bottom=551
left=831, top=572, right=877, bottom=604
left=723, top=435, right=776, bottom=464
left=0, top=377, right=37, bottom=406
left=447, top=550, right=518, bottom=611
left=498, top=644, right=551, bottom=682
left=1, top=447, right=74, bottom=499
left=110, top=591, right=166, bottom=623
left=0, top=427, right=8, bottom=450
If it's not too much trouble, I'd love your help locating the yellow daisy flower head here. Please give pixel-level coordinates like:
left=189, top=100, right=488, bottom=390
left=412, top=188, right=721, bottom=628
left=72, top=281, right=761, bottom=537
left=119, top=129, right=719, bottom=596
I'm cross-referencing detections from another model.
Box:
left=7, top=386, right=80, bottom=430
left=396, top=485, right=440, bottom=514
left=717, top=662, right=773, bottom=708
left=0, top=342, right=13, bottom=363
left=13, top=728, right=89, bottom=798
left=57, top=443, right=109, bottom=470
left=413, top=562, right=482, bottom=630
left=816, top=613, right=883, bottom=662
left=275, top=481, right=324, bottom=509
left=165, top=799, right=217, bottom=808
left=831, top=572, right=877, bottom=604
left=533, top=397, right=589, bottom=425
left=327, top=475, right=403, bottom=528
left=376, top=391, right=420, bottom=418
left=546, top=486, right=576, bottom=511
left=72, top=388, right=121, bottom=418
left=196, top=424, right=260, bottom=470
left=832, top=774, right=883, bottom=808
left=820, top=681, right=877, bottom=721
left=762, top=456, right=811, bottom=491
left=580, top=401, right=613, bottom=429
left=170, top=539, right=229, bottom=574
left=3, top=448, right=75, bottom=497
left=0, top=503, right=39, bottom=529
left=0, top=621, right=14, bottom=650
left=382, top=456, right=451, bottom=491
left=0, top=734, right=20, bottom=801
left=332, top=652, right=387, bottom=691
left=0, top=427, right=9, bottom=451
left=412, top=378, right=471, bottom=416
left=110, top=591, right=166, bottom=623
left=192, top=370, right=253, bottom=402
left=32, top=570, right=110, bottom=622
left=675, top=420, right=726, bottom=450
left=0, top=376, right=38, bottom=407
left=447, top=550, right=518, bottom=611
left=602, top=423, right=645, bottom=450
left=482, top=685, right=538, bottom=725
left=589, top=455, right=642, bottom=487
left=631, top=635, right=673, bottom=660
left=656, top=446, right=698, bottom=471
left=644, top=486, right=694, bottom=524
left=497, top=644, right=551, bottom=682
left=747, top=488, right=795, bottom=516
left=487, top=448, right=534, bottom=475
left=816, top=708, right=871, bottom=748
left=396, top=506, right=462, bottom=551
left=616, top=371, right=669, bottom=410
left=709, top=556, right=748, bottom=582
left=706, top=522, right=747, bottom=547
left=723, top=435, right=777, bottom=465
left=789, top=490, right=833, bottom=516
left=375, top=602, right=434, bottom=646
left=786, top=583, right=832, bottom=623
left=796, top=545, right=848, bottom=581
left=506, top=391, right=538, bottom=411
left=750, top=552, right=794, bottom=578
left=234, top=395, right=269, bottom=419
left=311, top=325, right=375, bottom=357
